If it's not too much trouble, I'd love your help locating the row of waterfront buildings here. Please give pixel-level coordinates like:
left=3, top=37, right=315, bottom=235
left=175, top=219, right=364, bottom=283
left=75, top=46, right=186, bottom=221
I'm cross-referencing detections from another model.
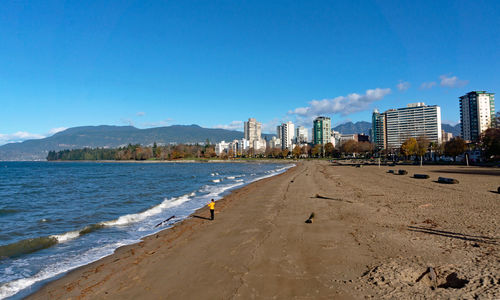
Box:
left=215, top=91, right=496, bottom=156
left=372, top=91, right=495, bottom=150
left=215, top=119, right=312, bottom=156
left=215, top=116, right=369, bottom=156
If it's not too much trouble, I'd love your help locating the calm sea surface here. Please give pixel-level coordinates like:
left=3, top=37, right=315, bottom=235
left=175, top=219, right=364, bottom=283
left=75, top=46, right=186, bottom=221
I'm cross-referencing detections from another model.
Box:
left=0, top=161, right=292, bottom=299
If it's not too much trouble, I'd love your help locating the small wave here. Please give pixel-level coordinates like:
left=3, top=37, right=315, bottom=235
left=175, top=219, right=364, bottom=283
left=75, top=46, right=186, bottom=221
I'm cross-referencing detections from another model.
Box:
left=79, top=223, right=105, bottom=235
left=212, top=179, right=221, bottom=183
left=0, top=209, right=20, bottom=216
left=50, top=231, right=80, bottom=243
left=0, top=223, right=107, bottom=259
left=101, top=194, right=192, bottom=227
left=0, top=236, right=58, bottom=259
left=226, top=176, right=235, bottom=180
left=235, top=179, right=244, bottom=182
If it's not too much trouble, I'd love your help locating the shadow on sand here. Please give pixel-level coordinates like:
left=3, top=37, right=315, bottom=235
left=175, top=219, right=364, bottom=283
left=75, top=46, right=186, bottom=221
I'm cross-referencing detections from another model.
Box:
left=192, top=215, right=211, bottom=221
left=310, top=195, right=353, bottom=203
left=408, top=226, right=499, bottom=245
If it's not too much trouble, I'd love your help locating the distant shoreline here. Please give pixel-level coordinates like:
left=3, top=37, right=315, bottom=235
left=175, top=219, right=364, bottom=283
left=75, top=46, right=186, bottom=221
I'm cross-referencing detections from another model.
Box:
left=44, top=159, right=298, bottom=164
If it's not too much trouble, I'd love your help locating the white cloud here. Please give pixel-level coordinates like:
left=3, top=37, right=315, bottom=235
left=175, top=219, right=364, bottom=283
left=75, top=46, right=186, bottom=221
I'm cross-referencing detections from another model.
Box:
left=48, top=127, right=67, bottom=135
left=136, top=112, right=145, bottom=116
left=439, top=74, right=469, bottom=88
left=213, top=120, right=243, bottom=131
left=397, top=81, right=410, bottom=91
left=420, top=81, right=437, bottom=89
left=261, top=118, right=281, bottom=134
left=288, top=88, right=392, bottom=119
left=0, top=131, right=46, bottom=145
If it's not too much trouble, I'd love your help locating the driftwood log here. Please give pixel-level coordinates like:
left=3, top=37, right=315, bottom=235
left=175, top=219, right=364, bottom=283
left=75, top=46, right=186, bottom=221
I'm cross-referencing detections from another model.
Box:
left=398, top=170, right=408, bottom=175
left=155, top=215, right=175, bottom=228
left=413, top=174, right=430, bottom=179
left=305, top=212, right=315, bottom=224
left=438, top=177, right=459, bottom=184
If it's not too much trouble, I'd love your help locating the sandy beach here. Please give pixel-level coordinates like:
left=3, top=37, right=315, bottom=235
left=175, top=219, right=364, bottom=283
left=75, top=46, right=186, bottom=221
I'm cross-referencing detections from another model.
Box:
left=29, top=160, right=499, bottom=299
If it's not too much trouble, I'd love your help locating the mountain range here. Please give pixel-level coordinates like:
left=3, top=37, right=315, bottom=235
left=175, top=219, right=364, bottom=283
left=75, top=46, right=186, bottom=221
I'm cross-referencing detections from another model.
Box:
left=0, top=122, right=462, bottom=161
left=0, top=125, right=274, bottom=161
left=333, top=121, right=372, bottom=134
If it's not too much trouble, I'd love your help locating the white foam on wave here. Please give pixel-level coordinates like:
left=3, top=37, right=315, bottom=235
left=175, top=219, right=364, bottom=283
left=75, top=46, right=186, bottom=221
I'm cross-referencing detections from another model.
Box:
left=101, top=194, right=193, bottom=227
left=50, top=230, right=80, bottom=243
left=212, top=179, right=221, bottom=183
left=226, top=176, right=235, bottom=180
left=0, top=242, right=125, bottom=299
left=249, top=164, right=295, bottom=182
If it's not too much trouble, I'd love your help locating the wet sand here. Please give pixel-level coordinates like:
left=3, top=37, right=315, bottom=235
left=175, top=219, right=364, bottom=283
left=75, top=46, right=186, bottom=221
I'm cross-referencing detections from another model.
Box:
left=29, top=161, right=500, bottom=299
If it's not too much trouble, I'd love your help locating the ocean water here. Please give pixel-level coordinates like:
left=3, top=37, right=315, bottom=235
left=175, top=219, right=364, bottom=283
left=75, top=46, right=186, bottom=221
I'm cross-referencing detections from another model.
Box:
left=0, top=161, right=292, bottom=299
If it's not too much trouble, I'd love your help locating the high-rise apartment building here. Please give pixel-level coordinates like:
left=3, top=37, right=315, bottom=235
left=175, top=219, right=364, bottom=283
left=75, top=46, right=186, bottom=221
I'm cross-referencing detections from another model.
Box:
left=244, top=118, right=262, bottom=144
left=312, top=116, right=331, bottom=145
left=459, top=91, right=495, bottom=142
left=276, top=125, right=282, bottom=141
left=295, top=126, right=308, bottom=144
left=385, top=103, right=442, bottom=149
left=441, top=130, right=453, bottom=143
left=268, top=136, right=281, bottom=149
left=371, top=109, right=386, bottom=150
left=278, top=121, right=295, bottom=150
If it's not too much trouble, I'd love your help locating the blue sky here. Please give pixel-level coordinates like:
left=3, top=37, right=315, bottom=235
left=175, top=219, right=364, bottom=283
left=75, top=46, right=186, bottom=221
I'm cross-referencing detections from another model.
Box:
left=1, top=0, right=499, bottom=144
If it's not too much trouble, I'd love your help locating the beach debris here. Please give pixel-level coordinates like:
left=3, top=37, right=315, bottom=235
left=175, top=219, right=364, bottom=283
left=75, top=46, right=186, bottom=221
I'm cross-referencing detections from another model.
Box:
left=154, top=215, right=175, bottom=228
left=355, top=164, right=362, bottom=168
left=497, top=186, right=500, bottom=193
left=415, top=266, right=437, bottom=289
left=428, top=267, right=437, bottom=289
left=397, top=170, right=408, bottom=175
left=305, top=212, right=315, bottom=223
left=413, top=174, right=430, bottom=179
left=387, top=170, right=395, bottom=174
left=438, top=177, right=459, bottom=184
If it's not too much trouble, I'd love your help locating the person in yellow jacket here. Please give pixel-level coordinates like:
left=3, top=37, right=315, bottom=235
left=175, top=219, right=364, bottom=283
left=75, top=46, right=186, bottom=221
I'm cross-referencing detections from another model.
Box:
left=208, top=199, right=215, bottom=220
